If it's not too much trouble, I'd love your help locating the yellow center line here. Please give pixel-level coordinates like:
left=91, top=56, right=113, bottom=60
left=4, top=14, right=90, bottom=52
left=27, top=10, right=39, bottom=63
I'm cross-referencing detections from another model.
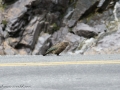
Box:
left=0, top=60, right=120, bottom=66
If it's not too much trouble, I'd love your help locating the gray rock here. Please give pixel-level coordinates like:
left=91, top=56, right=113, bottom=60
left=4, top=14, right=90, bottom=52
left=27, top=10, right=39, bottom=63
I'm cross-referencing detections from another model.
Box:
left=6, top=37, right=21, bottom=48
left=67, top=19, right=76, bottom=28
left=97, top=0, right=105, bottom=7
left=73, top=23, right=98, bottom=38
left=0, top=0, right=119, bottom=55
left=3, top=41, right=18, bottom=55
left=97, top=0, right=114, bottom=13
left=84, top=29, right=120, bottom=55
left=94, top=24, right=107, bottom=33
left=5, top=0, right=34, bottom=35
left=19, top=48, right=30, bottom=55
left=63, top=33, right=85, bottom=52
left=20, top=21, right=43, bottom=49
left=3, top=0, right=69, bottom=51
left=4, top=48, right=17, bottom=55
left=6, top=0, right=33, bottom=21
left=68, top=0, right=99, bottom=27
left=50, top=27, right=69, bottom=45
left=32, top=33, right=51, bottom=55
left=0, top=26, right=4, bottom=44
left=0, top=46, right=5, bottom=55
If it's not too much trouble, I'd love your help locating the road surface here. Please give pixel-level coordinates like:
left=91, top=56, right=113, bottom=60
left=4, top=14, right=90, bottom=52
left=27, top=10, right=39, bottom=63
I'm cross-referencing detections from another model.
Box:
left=0, top=54, right=120, bottom=90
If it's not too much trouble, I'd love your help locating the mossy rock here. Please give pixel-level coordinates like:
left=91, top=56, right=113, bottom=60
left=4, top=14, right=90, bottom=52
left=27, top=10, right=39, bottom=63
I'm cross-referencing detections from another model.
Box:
left=48, top=23, right=60, bottom=34
left=52, top=23, right=59, bottom=31
left=2, top=19, right=8, bottom=25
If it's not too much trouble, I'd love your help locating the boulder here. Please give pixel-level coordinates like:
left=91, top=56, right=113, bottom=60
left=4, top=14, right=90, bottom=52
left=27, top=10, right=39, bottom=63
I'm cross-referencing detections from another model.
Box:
left=73, top=23, right=98, bottom=38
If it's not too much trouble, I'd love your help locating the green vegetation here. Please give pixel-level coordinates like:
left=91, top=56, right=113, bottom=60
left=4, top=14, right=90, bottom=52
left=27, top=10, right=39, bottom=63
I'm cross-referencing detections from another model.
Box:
left=2, top=19, right=8, bottom=25
left=69, top=28, right=72, bottom=32
left=0, top=0, right=6, bottom=11
left=52, top=23, right=59, bottom=31
left=48, top=23, right=60, bottom=34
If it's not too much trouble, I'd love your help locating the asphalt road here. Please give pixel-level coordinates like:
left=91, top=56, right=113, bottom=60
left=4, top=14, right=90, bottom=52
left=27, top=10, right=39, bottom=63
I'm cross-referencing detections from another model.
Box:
left=0, top=54, right=120, bottom=90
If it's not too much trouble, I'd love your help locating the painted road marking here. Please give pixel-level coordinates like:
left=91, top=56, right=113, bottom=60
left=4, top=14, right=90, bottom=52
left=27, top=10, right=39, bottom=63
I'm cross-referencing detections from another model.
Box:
left=0, top=60, right=120, bottom=66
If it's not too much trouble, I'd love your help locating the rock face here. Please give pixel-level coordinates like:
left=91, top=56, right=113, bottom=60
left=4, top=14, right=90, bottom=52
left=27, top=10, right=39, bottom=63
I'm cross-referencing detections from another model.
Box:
left=0, top=0, right=120, bottom=55
left=0, top=46, right=4, bottom=55
left=33, top=33, right=51, bottom=55
left=67, top=0, right=99, bottom=27
left=84, top=27, right=120, bottom=55
left=0, top=26, right=4, bottom=44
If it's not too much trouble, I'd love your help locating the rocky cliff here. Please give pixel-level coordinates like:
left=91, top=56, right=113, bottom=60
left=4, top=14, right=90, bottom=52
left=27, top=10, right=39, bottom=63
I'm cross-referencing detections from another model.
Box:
left=0, top=0, right=120, bottom=55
